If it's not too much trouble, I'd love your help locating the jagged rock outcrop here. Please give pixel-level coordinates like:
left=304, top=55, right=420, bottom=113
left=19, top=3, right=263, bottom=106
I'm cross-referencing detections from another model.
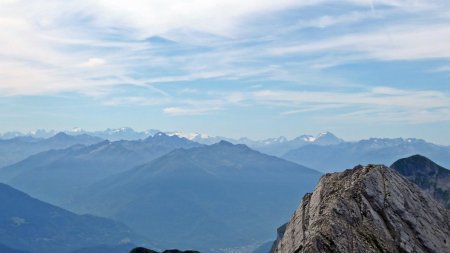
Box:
left=391, top=154, right=450, bottom=209
left=269, top=223, right=287, bottom=253
left=129, top=247, right=200, bottom=253
left=271, top=165, right=450, bottom=253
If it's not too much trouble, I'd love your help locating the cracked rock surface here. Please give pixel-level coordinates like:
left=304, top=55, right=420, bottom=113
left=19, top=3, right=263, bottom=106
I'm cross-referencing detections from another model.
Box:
left=271, top=165, right=450, bottom=253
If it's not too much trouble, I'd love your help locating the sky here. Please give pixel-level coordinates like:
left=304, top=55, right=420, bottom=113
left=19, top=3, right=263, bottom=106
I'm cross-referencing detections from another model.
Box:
left=0, top=0, right=450, bottom=144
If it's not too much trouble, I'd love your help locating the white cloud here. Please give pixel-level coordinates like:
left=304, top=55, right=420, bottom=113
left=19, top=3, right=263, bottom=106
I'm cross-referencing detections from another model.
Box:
left=101, top=96, right=170, bottom=106
left=270, top=24, right=450, bottom=61
left=250, top=88, right=450, bottom=109
left=0, top=0, right=449, bottom=99
left=154, top=84, right=450, bottom=124
left=88, top=0, right=325, bottom=38
left=0, top=0, right=19, bottom=4
left=430, top=65, right=450, bottom=73
left=79, top=58, right=106, bottom=68
left=246, top=88, right=450, bottom=123
left=293, top=11, right=376, bottom=30
left=163, top=107, right=220, bottom=116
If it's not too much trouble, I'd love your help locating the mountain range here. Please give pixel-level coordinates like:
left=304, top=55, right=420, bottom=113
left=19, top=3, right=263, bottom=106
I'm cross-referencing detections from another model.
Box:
left=1, top=127, right=450, bottom=252
left=4, top=128, right=450, bottom=173
left=3, top=128, right=450, bottom=173
left=235, top=132, right=344, bottom=157
left=0, top=128, right=159, bottom=141
left=66, top=128, right=161, bottom=141
left=68, top=141, right=321, bottom=252
left=0, top=132, right=102, bottom=168
left=283, top=137, right=450, bottom=172
left=0, top=133, right=201, bottom=207
left=0, top=183, right=139, bottom=253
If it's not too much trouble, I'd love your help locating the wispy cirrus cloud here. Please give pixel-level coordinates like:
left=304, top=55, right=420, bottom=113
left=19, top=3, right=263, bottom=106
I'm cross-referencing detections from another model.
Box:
left=270, top=24, right=450, bottom=62
left=1, top=0, right=448, bottom=97
left=1, top=0, right=450, bottom=141
left=252, top=88, right=449, bottom=110
left=163, top=107, right=221, bottom=116
left=161, top=86, right=450, bottom=123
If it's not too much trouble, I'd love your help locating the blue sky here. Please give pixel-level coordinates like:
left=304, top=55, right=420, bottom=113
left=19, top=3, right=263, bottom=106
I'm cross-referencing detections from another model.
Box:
left=1, top=0, right=450, bottom=144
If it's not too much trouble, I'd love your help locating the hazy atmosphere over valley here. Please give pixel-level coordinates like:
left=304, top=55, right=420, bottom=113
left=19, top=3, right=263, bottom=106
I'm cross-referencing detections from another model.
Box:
left=0, top=1, right=449, bottom=253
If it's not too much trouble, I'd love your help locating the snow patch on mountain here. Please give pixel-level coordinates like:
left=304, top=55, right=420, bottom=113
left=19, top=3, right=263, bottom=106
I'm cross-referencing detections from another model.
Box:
left=166, top=131, right=211, bottom=140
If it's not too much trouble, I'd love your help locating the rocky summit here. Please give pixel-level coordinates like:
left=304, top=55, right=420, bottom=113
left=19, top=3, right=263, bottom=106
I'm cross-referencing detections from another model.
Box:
left=271, top=165, right=450, bottom=253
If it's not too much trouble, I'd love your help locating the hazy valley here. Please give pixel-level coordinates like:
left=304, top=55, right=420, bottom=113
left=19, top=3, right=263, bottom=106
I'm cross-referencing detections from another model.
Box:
left=0, top=129, right=449, bottom=252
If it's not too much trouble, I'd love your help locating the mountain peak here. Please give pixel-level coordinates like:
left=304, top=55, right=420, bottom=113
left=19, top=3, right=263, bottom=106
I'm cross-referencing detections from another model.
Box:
left=391, top=155, right=450, bottom=208
left=211, top=140, right=252, bottom=152
left=317, top=131, right=333, bottom=136
left=217, top=140, right=234, bottom=146
left=68, top=127, right=84, bottom=133
left=295, top=134, right=315, bottom=142
left=154, top=132, right=169, bottom=137
left=107, top=127, right=133, bottom=132
left=165, top=131, right=213, bottom=141
left=315, top=131, right=338, bottom=139
left=391, top=154, right=447, bottom=177
left=142, top=132, right=201, bottom=149
left=261, top=136, right=288, bottom=144
left=393, top=154, right=438, bottom=167
left=313, top=131, right=343, bottom=145
left=146, top=132, right=177, bottom=141
left=272, top=164, right=450, bottom=253
left=50, top=132, right=70, bottom=140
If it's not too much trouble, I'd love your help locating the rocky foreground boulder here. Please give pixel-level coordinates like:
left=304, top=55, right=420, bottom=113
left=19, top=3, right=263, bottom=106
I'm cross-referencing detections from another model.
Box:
left=271, top=165, right=450, bottom=253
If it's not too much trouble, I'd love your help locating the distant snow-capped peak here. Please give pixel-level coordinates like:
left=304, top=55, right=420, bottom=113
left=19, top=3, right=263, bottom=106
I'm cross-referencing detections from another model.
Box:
left=165, top=131, right=212, bottom=140
left=68, top=127, right=84, bottom=133
left=317, top=131, right=331, bottom=137
left=262, top=136, right=288, bottom=144
left=104, top=127, right=134, bottom=134
left=296, top=135, right=316, bottom=142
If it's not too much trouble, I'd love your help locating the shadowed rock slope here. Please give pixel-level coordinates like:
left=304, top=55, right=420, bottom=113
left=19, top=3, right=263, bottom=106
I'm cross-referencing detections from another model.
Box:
left=391, top=154, right=450, bottom=209
left=271, top=165, right=450, bottom=253
left=0, top=244, right=30, bottom=253
left=0, top=183, right=137, bottom=253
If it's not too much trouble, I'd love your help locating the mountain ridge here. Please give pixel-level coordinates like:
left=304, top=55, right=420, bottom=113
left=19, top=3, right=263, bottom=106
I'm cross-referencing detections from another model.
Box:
left=283, top=138, right=450, bottom=172
left=70, top=142, right=321, bottom=252
left=271, top=165, right=450, bottom=253
left=0, top=182, right=139, bottom=253
left=0, top=132, right=202, bottom=208
left=0, top=133, right=103, bottom=168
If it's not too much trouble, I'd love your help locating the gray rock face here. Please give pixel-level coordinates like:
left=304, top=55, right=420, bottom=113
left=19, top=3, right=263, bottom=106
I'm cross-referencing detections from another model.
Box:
left=272, top=165, right=450, bottom=253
